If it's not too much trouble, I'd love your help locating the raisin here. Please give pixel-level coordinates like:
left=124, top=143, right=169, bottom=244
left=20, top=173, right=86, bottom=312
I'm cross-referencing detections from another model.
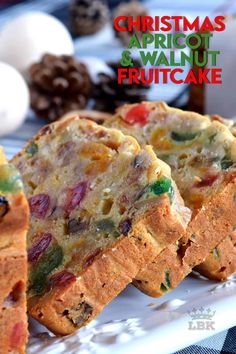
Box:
left=119, top=219, right=132, bottom=236
left=29, top=193, right=50, bottom=219
left=63, top=302, right=93, bottom=327
left=28, top=244, right=63, bottom=295
left=0, top=196, right=9, bottom=217
left=64, top=182, right=87, bottom=214
left=171, top=131, right=198, bottom=142
left=47, top=270, right=76, bottom=290
left=28, top=233, right=52, bottom=264
left=123, top=103, right=149, bottom=127
left=67, top=218, right=88, bottom=234
left=84, top=248, right=102, bottom=267
left=25, top=143, right=38, bottom=157
left=40, top=125, right=52, bottom=136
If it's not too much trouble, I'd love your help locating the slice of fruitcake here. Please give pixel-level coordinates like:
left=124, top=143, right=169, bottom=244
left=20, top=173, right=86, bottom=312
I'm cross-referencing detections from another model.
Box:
left=193, top=114, right=236, bottom=281
left=12, top=117, right=189, bottom=335
left=104, top=102, right=236, bottom=296
left=0, top=147, right=29, bottom=353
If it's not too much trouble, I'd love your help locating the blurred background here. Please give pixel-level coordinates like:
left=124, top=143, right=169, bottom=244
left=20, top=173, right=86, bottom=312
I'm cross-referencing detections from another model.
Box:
left=0, top=0, right=236, bottom=159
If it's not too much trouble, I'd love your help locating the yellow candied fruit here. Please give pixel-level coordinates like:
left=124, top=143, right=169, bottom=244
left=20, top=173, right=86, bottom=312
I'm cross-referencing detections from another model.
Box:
left=80, top=142, right=112, bottom=160
left=199, top=167, right=209, bottom=174
left=150, top=128, right=173, bottom=150
left=84, top=159, right=111, bottom=176
left=187, top=193, right=204, bottom=211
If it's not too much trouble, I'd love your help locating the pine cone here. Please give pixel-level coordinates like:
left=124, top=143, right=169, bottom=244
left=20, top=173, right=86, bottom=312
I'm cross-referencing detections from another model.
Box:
left=92, top=59, right=150, bottom=112
left=69, top=0, right=109, bottom=36
left=29, top=54, right=92, bottom=122
left=113, top=1, right=149, bottom=46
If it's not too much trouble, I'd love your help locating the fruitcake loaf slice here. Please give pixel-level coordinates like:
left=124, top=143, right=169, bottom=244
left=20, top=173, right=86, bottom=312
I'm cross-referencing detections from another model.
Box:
left=193, top=114, right=236, bottom=281
left=104, top=102, right=236, bottom=296
left=0, top=147, right=29, bottom=353
left=12, top=117, right=189, bottom=335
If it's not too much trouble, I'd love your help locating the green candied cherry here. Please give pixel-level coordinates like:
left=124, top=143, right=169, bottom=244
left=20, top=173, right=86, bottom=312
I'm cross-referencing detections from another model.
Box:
left=25, top=142, right=38, bottom=157
left=171, top=131, right=198, bottom=142
left=160, top=270, right=171, bottom=293
left=0, top=164, right=23, bottom=193
left=144, top=176, right=174, bottom=203
left=28, top=243, right=63, bottom=295
left=221, top=156, right=234, bottom=170
left=95, top=218, right=120, bottom=238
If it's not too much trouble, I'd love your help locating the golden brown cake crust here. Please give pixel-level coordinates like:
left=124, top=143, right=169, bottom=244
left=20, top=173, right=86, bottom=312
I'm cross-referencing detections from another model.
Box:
left=135, top=177, right=236, bottom=296
left=0, top=150, right=29, bottom=353
left=195, top=231, right=236, bottom=281
left=28, top=199, right=186, bottom=335
left=12, top=116, right=189, bottom=335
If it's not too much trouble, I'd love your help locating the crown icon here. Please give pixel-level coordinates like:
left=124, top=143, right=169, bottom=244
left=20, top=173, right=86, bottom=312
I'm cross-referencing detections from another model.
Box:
left=188, top=307, right=216, bottom=321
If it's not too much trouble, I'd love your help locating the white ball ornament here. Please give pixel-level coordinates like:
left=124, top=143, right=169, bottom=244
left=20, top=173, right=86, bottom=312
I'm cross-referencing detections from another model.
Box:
left=0, top=62, right=29, bottom=136
left=0, top=12, right=74, bottom=73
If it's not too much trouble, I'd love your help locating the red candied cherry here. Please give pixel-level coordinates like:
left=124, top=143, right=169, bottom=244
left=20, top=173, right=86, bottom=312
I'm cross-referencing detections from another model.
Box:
left=194, top=174, right=219, bottom=188
left=28, top=193, right=50, bottom=219
left=28, top=233, right=52, bottom=264
left=10, top=321, right=25, bottom=350
left=123, top=103, right=149, bottom=127
left=64, top=182, right=87, bottom=214
left=48, top=270, right=76, bottom=289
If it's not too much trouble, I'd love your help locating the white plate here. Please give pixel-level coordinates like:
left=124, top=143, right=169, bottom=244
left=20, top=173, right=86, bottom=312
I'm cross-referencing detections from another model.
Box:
left=27, top=273, right=236, bottom=354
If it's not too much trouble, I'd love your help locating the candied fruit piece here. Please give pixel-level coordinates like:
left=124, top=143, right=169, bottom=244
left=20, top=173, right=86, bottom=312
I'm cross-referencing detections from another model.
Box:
left=0, top=164, right=23, bottom=193
left=147, top=176, right=172, bottom=196
left=123, top=103, right=149, bottom=127
left=95, top=218, right=120, bottom=238
left=194, top=174, right=219, bottom=188
left=171, top=131, right=198, bottom=142
left=25, top=143, right=38, bottom=157
left=10, top=321, right=24, bottom=350
left=28, top=244, right=63, bottom=294
left=221, top=157, right=234, bottom=170
left=160, top=271, right=171, bottom=293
